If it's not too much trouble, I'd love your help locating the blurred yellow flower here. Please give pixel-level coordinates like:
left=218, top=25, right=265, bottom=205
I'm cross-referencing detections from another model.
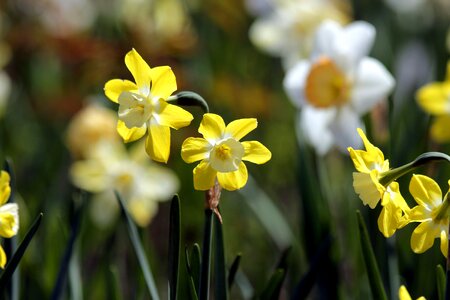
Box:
left=404, top=174, right=449, bottom=257
left=0, top=171, right=19, bottom=268
left=70, top=140, right=179, bottom=227
left=416, top=61, right=450, bottom=142
left=104, top=49, right=193, bottom=163
left=349, top=128, right=409, bottom=237
left=399, top=285, right=426, bottom=300
left=66, top=102, right=119, bottom=159
left=181, top=113, right=271, bottom=191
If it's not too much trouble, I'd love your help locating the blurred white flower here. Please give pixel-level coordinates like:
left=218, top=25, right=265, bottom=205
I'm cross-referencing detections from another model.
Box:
left=0, top=71, right=11, bottom=118
left=248, top=0, right=350, bottom=69
left=283, top=20, right=395, bottom=155
left=70, top=140, right=179, bottom=227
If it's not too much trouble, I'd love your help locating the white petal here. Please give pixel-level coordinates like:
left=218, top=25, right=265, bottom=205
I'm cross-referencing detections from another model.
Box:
left=283, top=60, right=311, bottom=108
left=311, top=20, right=342, bottom=60
left=330, top=106, right=364, bottom=152
left=249, top=17, right=285, bottom=56
left=299, top=107, right=336, bottom=155
left=350, top=57, right=395, bottom=115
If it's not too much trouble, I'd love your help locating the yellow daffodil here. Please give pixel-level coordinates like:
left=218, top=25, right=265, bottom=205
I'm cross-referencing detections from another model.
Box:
left=416, top=61, right=450, bottom=142
left=70, top=140, right=179, bottom=227
left=404, top=174, right=450, bottom=257
left=0, top=171, right=19, bottom=268
left=181, top=113, right=271, bottom=191
left=348, top=128, right=409, bottom=237
left=399, top=285, right=426, bottom=300
left=104, top=49, right=193, bottom=163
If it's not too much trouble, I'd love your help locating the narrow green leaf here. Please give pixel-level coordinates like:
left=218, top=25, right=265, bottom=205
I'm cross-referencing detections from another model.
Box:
left=106, top=265, right=123, bottom=300
left=0, top=213, right=43, bottom=291
left=115, top=191, right=160, bottom=300
left=227, top=254, right=241, bottom=290
left=437, top=264, right=445, bottom=300
left=169, top=195, right=181, bottom=300
left=190, top=244, right=201, bottom=293
left=214, top=213, right=227, bottom=300
left=185, top=246, right=199, bottom=300
left=356, top=210, right=387, bottom=300
left=259, top=269, right=285, bottom=300
left=199, top=209, right=214, bottom=300
left=169, top=91, right=209, bottom=113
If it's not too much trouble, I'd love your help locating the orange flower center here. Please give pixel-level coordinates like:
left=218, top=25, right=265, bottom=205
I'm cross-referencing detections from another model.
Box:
left=305, top=56, right=350, bottom=108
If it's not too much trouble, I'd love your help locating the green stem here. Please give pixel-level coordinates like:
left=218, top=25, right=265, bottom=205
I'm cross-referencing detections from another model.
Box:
left=446, top=219, right=450, bottom=300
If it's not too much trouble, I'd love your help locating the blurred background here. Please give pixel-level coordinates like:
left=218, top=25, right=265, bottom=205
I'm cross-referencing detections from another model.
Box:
left=0, top=0, right=449, bottom=298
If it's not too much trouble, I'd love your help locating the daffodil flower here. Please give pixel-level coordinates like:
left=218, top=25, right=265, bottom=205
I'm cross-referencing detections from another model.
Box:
left=284, top=20, right=395, bottom=154
left=0, top=171, right=19, bottom=268
left=399, top=285, right=426, bottom=300
left=70, top=140, right=179, bottom=227
left=404, top=174, right=450, bottom=257
left=416, top=61, right=450, bottom=143
left=349, top=128, right=409, bottom=237
left=104, top=49, right=193, bottom=163
left=181, top=113, right=271, bottom=191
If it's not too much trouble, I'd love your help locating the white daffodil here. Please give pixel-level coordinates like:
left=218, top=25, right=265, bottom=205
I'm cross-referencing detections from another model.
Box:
left=248, top=0, right=350, bottom=69
left=70, top=140, right=179, bottom=227
left=284, top=20, right=395, bottom=155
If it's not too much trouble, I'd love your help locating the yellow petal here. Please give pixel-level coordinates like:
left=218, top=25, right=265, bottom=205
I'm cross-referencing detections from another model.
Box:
left=431, top=115, right=450, bottom=143
left=224, top=118, right=257, bottom=141
left=70, top=161, right=108, bottom=193
left=117, top=120, right=147, bottom=143
left=398, top=285, right=412, bottom=300
left=0, top=171, right=11, bottom=206
left=409, top=174, right=442, bottom=209
left=416, top=82, right=450, bottom=115
left=181, top=137, right=211, bottom=163
left=125, top=49, right=152, bottom=95
left=145, top=124, right=171, bottom=163
left=128, top=198, right=158, bottom=227
left=241, top=141, right=271, bottom=164
left=104, top=79, right=137, bottom=103
left=158, top=101, right=193, bottom=129
left=217, top=162, right=248, bottom=191
left=0, top=246, right=6, bottom=269
left=150, top=66, right=177, bottom=99
left=377, top=201, right=401, bottom=238
left=199, top=113, right=225, bottom=142
left=410, top=221, right=440, bottom=253
left=193, top=161, right=217, bottom=190
left=440, top=229, right=448, bottom=257
left=0, top=203, right=18, bottom=238
left=352, top=171, right=384, bottom=209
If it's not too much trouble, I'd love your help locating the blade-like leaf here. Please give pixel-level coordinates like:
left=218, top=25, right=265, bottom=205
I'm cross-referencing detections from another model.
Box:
left=437, top=264, right=445, bottom=300
left=115, top=191, right=160, bottom=300
left=199, top=209, right=214, bottom=300
left=356, top=211, right=387, bottom=300
left=227, top=254, right=241, bottom=290
left=0, top=213, right=43, bottom=291
left=214, top=212, right=227, bottom=300
left=259, top=269, right=285, bottom=300
left=169, top=195, right=181, bottom=300
left=185, top=246, right=199, bottom=300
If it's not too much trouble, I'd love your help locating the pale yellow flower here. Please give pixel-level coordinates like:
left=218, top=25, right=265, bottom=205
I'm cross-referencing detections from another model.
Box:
left=0, top=171, right=19, bottom=268
left=104, top=49, right=193, bottom=163
left=399, top=285, right=426, bottom=300
left=181, top=113, right=271, bottom=191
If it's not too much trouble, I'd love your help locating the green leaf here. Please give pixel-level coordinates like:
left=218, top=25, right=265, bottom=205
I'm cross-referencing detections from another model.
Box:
left=227, top=254, right=241, bottom=290
left=199, top=209, right=214, bottom=300
left=356, top=211, right=387, bottom=300
left=115, top=191, right=160, bottom=300
left=169, top=195, right=181, bottom=300
left=436, top=264, right=445, bottom=300
left=169, top=91, right=209, bottom=113
left=214, top=213, right=227, bottom=300
left=259, top=269, right=285, bottom=300
left=190, top=244, right=201, bottom=293
left=106, top=265, right=123, bottom=300
left=0, top=213, right=43, bottom=291
left=185, top=246, right=200, bottom=300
